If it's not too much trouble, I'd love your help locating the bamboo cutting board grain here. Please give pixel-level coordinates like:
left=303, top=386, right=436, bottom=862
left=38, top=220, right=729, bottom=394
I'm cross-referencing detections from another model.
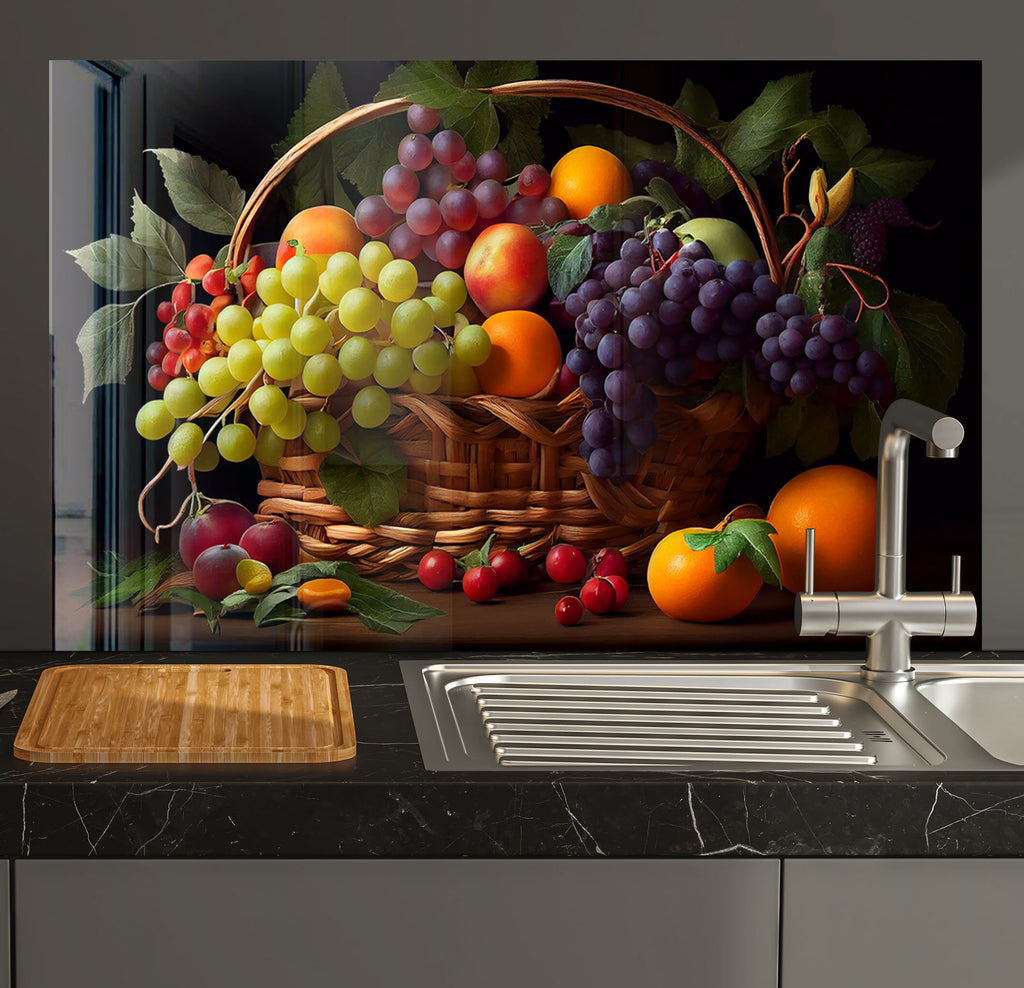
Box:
left=13, top=664, right=356, bottom=763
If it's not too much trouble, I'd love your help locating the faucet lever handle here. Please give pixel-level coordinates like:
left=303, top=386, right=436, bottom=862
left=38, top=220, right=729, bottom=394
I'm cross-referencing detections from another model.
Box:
left=951, top=554, right=961, bottom=595
left=804, top=528, right=816, bottom=594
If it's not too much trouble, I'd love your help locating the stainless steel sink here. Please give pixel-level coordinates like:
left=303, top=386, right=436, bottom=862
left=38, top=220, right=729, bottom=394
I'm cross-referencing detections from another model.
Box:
left=401, top=659, right=1024, bottom=773
left=916, top=677, right=1024, bottom=765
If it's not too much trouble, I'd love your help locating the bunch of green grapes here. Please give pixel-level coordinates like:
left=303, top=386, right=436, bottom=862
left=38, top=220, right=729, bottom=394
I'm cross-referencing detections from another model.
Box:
left=135, top=239, right=493, bottom=471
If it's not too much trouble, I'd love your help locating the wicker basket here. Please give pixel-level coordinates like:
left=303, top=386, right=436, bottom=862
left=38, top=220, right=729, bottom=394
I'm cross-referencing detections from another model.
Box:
left=225, top=80, right=772, bottom=580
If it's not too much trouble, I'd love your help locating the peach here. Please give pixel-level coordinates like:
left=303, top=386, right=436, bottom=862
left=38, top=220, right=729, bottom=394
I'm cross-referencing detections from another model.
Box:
left=463, top=223, right=549, bottom=317
left=275, top=205, right=365, bottom=274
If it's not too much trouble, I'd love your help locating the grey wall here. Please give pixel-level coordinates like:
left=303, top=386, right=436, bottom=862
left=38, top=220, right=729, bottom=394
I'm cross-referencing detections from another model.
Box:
left=3, top=2, right=1021, bottom=650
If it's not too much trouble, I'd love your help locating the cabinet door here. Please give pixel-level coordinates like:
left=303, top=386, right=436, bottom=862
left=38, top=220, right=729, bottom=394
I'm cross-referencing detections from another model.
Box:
left=783, top=859, right=1024, bottom=988
left=0, top=862, right=8, bottom=988
left=16, top=859, right=779, bottom=988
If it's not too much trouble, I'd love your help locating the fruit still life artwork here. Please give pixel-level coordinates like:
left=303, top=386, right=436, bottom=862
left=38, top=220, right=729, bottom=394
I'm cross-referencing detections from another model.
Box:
left=64, top=60, right=975, bottom=648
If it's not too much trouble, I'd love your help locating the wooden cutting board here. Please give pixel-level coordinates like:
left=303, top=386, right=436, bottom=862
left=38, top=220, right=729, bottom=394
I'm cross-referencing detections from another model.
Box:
left=13, top=664, right=356, bottom=763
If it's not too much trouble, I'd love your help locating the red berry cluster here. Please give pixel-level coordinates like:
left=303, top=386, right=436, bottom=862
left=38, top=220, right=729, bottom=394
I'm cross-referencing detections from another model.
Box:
left=547, top=545, right=630, bottom=625
left=417, top=544, right=532, bottom=603
left=353, top=103, right=571, bottom=271
left=144, top=253, right=266, bottom=392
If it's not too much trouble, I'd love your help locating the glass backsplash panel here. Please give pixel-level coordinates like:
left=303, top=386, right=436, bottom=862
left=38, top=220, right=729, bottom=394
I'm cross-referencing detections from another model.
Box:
left=51, top=60, right=981, bottom=653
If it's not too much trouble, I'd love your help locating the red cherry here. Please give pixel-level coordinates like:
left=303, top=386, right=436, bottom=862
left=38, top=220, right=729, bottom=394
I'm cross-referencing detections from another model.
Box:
left=603, top=574, right=630, bottom=610
left=580, top=576, right=617, bottom=615
left=545, top=543, right=586, bottom=584
left=202, top=267, right=228, bottom=297
left=488, top=548, right=530, bottom=589
left=462, top=566, right=500, bottom=603
left=418, top=549, right=457, bottom=592
left=555, top=596, right=584, bottom=626
left=171, top=280, right=193, bottom=312
left=594, top=547, right=629, bottom=579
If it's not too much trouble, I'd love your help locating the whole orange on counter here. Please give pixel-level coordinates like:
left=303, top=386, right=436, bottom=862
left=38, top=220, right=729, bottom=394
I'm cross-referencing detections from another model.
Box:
left=767, top=464, right=877, bottom=594
left=275, top=205, right=364, bottom=273
left=475, top=310, right=562, bottom=398
left=463, top=223, right=549, bottom=317
left=548, top=145, right=633, bottom=221
left=647, top=527, right=762, bottom=623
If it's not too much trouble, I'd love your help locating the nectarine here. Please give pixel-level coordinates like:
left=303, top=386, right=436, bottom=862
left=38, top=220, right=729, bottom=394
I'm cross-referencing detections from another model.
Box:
left=463, top=223, right=549, bottom=317
left=275, top=206, right=365, bottom=275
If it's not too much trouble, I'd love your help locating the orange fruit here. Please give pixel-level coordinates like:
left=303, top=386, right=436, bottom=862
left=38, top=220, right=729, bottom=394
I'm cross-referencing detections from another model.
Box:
left=275, top=206, right=364, bottom=273
left=296, top=578, right=352, bottom=613
left=647, top=528, right=762, bottom=622
left=767, top=464, right=877, bottom=594
left=548, top=145, right=633, bottom=221
left=476, top=311, right=562, bottom=398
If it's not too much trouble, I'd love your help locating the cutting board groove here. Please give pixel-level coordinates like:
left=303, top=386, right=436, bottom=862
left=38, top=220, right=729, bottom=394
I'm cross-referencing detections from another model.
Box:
left=13, top=664, right=356, bottom=763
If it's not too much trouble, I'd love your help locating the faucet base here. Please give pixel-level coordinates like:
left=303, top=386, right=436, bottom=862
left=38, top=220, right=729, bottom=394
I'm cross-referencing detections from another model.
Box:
left=861, top=665, right=916, bottom=684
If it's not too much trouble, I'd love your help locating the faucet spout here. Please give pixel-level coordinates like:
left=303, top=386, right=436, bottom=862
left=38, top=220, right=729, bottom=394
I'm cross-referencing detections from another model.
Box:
left=876, top=400, right=965, bottom=599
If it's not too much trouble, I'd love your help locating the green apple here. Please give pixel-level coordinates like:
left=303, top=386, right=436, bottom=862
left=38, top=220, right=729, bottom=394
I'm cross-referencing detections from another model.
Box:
left=673, top=217, right=759, bottom=265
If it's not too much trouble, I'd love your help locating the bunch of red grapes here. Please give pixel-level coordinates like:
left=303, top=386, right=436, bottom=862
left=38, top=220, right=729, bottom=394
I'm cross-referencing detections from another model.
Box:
left=354, top=104, right=571, bottom=270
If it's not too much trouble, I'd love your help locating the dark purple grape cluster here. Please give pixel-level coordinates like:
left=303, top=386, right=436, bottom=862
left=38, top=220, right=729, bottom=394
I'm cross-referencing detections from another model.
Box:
left=631, top=159, right=721, bottom=219
left=754, top=295, right=893, bottom=402
left=565, top=231, right=779, bottom=481
left=837, top=197, right=915, bottom=273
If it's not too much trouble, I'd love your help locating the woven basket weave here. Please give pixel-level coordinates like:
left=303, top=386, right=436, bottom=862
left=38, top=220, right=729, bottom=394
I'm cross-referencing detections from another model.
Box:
left=226, top=79, right=769, bottom=580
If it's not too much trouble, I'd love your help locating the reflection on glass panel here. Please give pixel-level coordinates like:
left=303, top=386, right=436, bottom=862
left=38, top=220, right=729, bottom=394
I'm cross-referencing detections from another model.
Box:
left=51, top=61, right=981, bottom=655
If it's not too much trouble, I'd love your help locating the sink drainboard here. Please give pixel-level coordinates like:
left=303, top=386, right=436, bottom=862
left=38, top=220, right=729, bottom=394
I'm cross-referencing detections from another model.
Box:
left=476, top=682, right=874, bottom=767
left=401, top=663, right=940, bottom=772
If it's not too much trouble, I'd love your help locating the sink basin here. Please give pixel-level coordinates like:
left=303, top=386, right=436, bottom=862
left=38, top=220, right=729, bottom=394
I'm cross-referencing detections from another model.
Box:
left=916, top=678, right=1024, bottom=765
left=401, top=659, right=1024, bottom=773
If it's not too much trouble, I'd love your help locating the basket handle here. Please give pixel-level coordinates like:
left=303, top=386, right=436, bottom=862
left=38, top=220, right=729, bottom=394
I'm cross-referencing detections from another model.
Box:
left=227, top=79, right=783, bottom=283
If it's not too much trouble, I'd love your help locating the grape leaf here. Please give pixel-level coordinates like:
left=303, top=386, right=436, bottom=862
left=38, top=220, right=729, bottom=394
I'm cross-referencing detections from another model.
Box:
left=162, top=587, right=223, bottom=633
left=442, top=95, right=500, bottom=157
left=76, top=302, right=137, bottom=400
left=464, top=61, right=539, bottom=90
left=766, top=398, right=807, bottom=457
left=851, top=394, right=883, bottom=461
left=721, top=73, right=814, bottom=178
left=130, top=194, right=188, bottom=276
left=146, top=150, right=245, bottom=237
left=337, top=115, right=408, bottom=198
left=807, top=106, right=871, bottom=180
left=674, top=79, right=723, bottom=133
left=272, top=61, right=355, bottom=214
left=565, top=123, right=674, bottom=171
left=794, top=397, right=839, bottom=466
left=886, top=292, right=964, bottom=411
left=547, top=234, right=594, bottom=300
left=67, top=234, right=181, bottom=291
left=493, top=92, right=549, bottom=173
left=318, top=430, right=408, bottom=529
left=674, top=126, right=730, bottom=200
left=850, top=146, right=933, bottom=202
left=374, top=60, right=464, bottom=107
left=855, top=306, right=903, bottom=373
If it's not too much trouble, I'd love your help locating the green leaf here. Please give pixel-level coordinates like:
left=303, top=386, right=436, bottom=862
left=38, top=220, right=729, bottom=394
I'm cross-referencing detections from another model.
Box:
left=721, top=73, right=814, bottom=177
left=67, top=235, right=182, bottom=291
left=674, top=79, right=723, bottom=132
left=76, top=301, right=137, bottom=400
left=456, top=532, right=497, bottom=572
left=271, top=560, right=348, bottom=587
left=565, top=123, right=674, bottom=171
left=146, top=150, right=245, bottom=237
left=318, top=429, right=408, bottom=529
left=163, top=587, right=223, bottom=633
left=807, top=106, right=870, bottom=179
left=709, top=531, right=746, bottom=574
left=682, top=530, right=720, bottom=552
left=76, top=551, right=174, bottom=608
left=674, top=127, right=730, bottom=200
left=375, top=60, right=464, bottom=107
left=646, top=176, right=683, bottom=215
left=129, top=193, right=188, bottom=278
left=850, top=146, right=933, bottom=201
left=272, top=62, right=354, bottom=214
left=794, top=397, right=840, bottom=466
left=766, top=399, right=807, bottom=457
left=855, top=306, right=902, bottom=372
left=797, top=270, right=825, bottom=315
left=442, top=95, right=500, bottom=157
left=547, top=234, right=594, bottom=300
left=803, top=226, right=853, bottom=271
left=337, top=115, right=408, bottom=198
left=493, top=93, right=549, bottom=173
left=464, top=61, right=538, bottom=89
left=254, top=587, right=307, bottom=627
left=723, top=519, right=783, bottom=587
left=851, top=394, right=883, bottom=461
left=886, top=292, right=964, bottom=411
left=585, top=197, right=659, bottom=233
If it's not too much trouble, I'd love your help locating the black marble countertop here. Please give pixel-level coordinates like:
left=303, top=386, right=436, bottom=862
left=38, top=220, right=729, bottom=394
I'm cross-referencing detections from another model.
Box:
left=4, top=649, right=1024, bottom=859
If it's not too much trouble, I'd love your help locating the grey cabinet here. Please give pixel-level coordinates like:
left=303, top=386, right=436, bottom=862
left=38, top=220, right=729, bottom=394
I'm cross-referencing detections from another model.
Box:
left=782, top=859, right=1024, bottom=987
left=14, top=859, right=779, bottom=988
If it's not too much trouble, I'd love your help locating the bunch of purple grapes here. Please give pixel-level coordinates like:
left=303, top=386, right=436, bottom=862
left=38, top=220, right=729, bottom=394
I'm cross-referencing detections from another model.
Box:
left=753, top=296, right=893, bottom=402
left=354, top=103, right=570, bottom=270
left=564, top=230, right=780, bottom=481
left=631, top=159, right=722, bottom=219
left=835, top=197, right=916, bottom=273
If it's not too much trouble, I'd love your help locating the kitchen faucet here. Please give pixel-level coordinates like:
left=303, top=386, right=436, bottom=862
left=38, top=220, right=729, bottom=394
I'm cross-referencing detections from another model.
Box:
left=795, top=398, right=977, bottom=683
